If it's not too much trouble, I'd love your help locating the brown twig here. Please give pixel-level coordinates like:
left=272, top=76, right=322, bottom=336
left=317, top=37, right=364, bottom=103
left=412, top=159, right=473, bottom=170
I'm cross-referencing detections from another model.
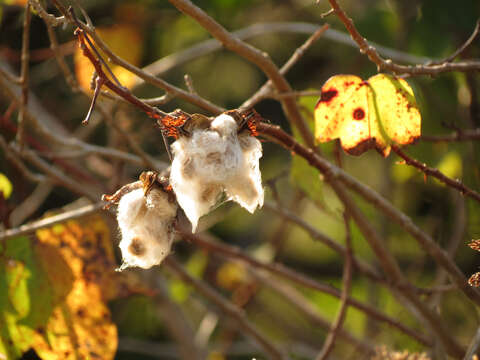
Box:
left=421, top=129, right=480, bottom=142
left=180, top=231, right=432, bottom=347
left=137, top=22, right=432, bottom=86
left=241, top=24, right=329, bottom=109
left=258, top=122, right=470, bottom=357
left=429, top=19, right=480, bottom=65
left=184, top=74, right=197, bottom=94
left=167, top=0, right=315, bottom=148
left=30, top=0, right=67, bottom=27
left=16, top=2, right=32, bottom=148
left=0, top=134, right=45, bottom=183
left=164, top=257, right=289, bottom=360
left=392, top=145, right=480, bottom=204
left=60, top=10, right=223, bottom=114
left=33, top=0, right=77, bottom=89
left=257, top=122, right=480, bottom=307
left=263, top=202, right=382, bottom=282
left=326, top=0, right=480, bottom=75
left=0, top=202, right=103, bottom=242
left=315, top=213, right=353, bottom=360
left=254, top=270, right=375, bottom=356
left=98, top=104, right=161, bottom=171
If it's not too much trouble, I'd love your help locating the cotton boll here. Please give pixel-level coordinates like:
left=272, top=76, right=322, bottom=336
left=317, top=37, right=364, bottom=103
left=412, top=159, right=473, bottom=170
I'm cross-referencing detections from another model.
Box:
left=170, top=111, right=264, bottom=232
left=170, top=142, right=222, bottom=231
left=116, top=188, right=177, bottom=269
left=225, top=134, right=264, bottom=213
left=210, top=113, right=238, bottom=138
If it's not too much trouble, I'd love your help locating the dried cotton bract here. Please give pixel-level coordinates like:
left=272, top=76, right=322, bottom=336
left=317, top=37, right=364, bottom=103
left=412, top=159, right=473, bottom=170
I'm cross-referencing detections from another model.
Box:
left=116, top=187, right=177, bottom=269
left=170, top=113, right=264, bottom=232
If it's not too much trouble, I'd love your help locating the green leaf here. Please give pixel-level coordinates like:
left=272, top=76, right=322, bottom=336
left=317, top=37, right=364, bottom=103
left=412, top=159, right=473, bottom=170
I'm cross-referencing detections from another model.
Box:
left=0, top=236, right=55, bottom=357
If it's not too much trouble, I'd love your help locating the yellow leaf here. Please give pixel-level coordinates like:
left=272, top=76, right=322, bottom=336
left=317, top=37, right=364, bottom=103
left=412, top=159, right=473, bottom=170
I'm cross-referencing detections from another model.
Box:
left=0, top=173, right=12, bottom=199
left=32, top=215, right=120, bottom=360
left=314, top=74, right=421, bottom=156
left=74, top=25, right=143, bottom=93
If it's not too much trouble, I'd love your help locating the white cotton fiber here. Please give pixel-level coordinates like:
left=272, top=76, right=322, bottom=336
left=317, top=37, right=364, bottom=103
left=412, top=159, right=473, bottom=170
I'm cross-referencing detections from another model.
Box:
left=170, top=113, right=264, bottom=232
left=116, top=188, right=177, bottom=269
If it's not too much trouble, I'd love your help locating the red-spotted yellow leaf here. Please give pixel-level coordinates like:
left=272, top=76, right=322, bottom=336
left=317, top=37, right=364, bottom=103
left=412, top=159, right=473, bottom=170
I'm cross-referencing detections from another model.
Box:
left=314, top=74, right=421, bottom=156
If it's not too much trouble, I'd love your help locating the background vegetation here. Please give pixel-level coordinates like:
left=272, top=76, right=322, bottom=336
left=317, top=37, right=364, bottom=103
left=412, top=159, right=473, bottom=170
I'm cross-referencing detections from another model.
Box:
left=0, top=0, right=479, bottom=359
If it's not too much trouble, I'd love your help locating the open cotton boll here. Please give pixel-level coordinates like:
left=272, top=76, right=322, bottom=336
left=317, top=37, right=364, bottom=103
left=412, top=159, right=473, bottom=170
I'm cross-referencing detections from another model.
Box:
left=225, top=134, right=264, bottom=213
left=210, top=113, right=239, bottom=137
left=170, top=112, right=264, bottom=232
left=116, top=188, right=177, bottom=269
left=170, top=152, right=222, bottom=231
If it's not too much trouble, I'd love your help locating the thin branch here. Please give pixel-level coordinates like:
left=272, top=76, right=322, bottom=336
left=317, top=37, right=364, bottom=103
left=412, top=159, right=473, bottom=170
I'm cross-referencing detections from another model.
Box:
left=0, top=202, right=103, bottom=242
left=328, top=172, right=464, bottom=358
left=430, top=19, right=480, bottom=65
left=0, top=59, right=146, bottom=167
left=421, top=129, right=480, bottom=142
left=17, top=144, right=100, bottom=201
left=150, top=273, right=206, bottom=360
left=167, top=0, right=315, bottom=148
left=315, top=213, right=353, bottom=360
left=9, top=182, right=54, bottom=227
left=241, top=24, right=329, bottom=109
left=184, top=74, right=197, bottom=94
left=181, top=231, right=432, bottom=347
left=30, top=0, right=67, bottom=27
left=392, top=145, right=480, bottom=203
left=63, top=12, right=223, bottom=114
left=326, top=0, right=480, bottom=75
left=257, top=122, right=480, bottom=308
left=164, top=257, right=290, bottom=360
left=136, top=22, right=433, bottom=85
left=16, top=2, right=32, bottom=148
left=263, top=202, right=383, bottom=282
left=0, top=66, right=21, bottom=84
left=258, top=122, right=469, bottom=358
left=0, top=134, right=45, bottom=183
left=254, top=270, right=375, bottom=356
left=33, top=0, right=77, bottom=89
left=98, top=104, right=161, bottom=171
